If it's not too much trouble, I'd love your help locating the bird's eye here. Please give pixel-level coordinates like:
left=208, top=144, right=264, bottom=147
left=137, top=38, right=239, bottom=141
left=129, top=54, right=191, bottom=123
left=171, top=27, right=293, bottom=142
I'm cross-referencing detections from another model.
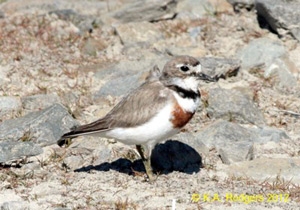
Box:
left=180, top=65, right=190, bottom=72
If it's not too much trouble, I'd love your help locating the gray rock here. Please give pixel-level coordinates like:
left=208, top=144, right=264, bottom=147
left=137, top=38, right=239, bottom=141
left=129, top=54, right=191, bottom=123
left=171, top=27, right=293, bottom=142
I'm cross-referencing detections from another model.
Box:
left=112, top=0, right=177, bottom=23
left=0, top=96, right=22, bottom=118
left=120, top=42, right=154, bottom=58
left=173, top=132, right=210, bottom=155
left=196, top=120, right=256, bottom=164
left=82, top=37, right=107, bottom=55
left=91, top=145, right=112, bottom=167
left=0, top=103, right=78, bottom=146
left=0, top=192, right=23, bottom=207
left=237, top=37, right=297, bottom=91
left=0, top=10, right=4, bottom=18
left=264, top=56, right=298, bottom=91
left=0, top=0, right=58, bottom=14
left=0, top=64, right=9, bottom=87
left=94, top=56, right=170, bottom=98
left=164, top=45, right=207, bottom=58
left=63, top=147, right=111, bottom=171
left=237, top=37, right=286, bottom=70
left=207, top=88, right=265, bottom=125
left=114, top=21, right=163, bottom=45
left=49, top=9, right=102, bottom=33
left=176, top=0, right=213, bottom=19
left=1, top=201, right=29, bottom=210
left=0, top=141, right=42, bottom=163
left=199, top=57, right=241, bottom=79
left=188, top=26, right=201, bottom=39
left=250, top=126, right=289, bottom=143
left=1, top=0, right=114, bottom=33
left=0, top=0, right=108, bottom=27
left=96, top=70, right=143, bottom=98
left=62, top=137, right=112, bottom=170
left=256, top=0, right=300, bottom=41
left=227, top=0, right=255, bottom=11
left=195, top=120, right=289, bottom=164
left=21, top=162, right=42, bottom=172
left=21, top=94, right=61, bottom=112
left=54, top=208, right=71, bottom=210
left=63, top=155, right=85, bottom=171
left=226, top=158, right=300, bottom=184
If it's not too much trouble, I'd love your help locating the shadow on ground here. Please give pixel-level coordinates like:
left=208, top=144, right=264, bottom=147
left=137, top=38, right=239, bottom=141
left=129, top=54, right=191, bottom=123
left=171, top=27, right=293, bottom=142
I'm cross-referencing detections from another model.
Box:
left=75, top=140, right=202, bottom=176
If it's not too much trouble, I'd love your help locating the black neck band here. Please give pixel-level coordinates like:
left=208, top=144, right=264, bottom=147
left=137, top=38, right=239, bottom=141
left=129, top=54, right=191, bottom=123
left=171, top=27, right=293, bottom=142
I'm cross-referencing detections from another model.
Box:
left=168, top=85, right=200, bottom=100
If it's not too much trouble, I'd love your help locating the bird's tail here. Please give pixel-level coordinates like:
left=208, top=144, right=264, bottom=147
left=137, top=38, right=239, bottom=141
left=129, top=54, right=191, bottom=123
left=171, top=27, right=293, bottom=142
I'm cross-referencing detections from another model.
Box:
left=57, top=120, right=110, bottom=147
left=57, top=130, right=82, bottom=147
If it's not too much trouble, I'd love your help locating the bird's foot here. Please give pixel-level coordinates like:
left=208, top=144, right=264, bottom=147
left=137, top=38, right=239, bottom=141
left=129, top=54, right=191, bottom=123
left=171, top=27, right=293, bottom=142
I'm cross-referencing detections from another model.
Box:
left=143, top=159, right=156, bottom=182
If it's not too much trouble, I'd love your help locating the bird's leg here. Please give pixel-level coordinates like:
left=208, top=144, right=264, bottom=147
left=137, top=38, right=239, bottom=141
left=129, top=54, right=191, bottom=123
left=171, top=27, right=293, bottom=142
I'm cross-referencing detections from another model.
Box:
left=136, top=145, right=155, bottom=182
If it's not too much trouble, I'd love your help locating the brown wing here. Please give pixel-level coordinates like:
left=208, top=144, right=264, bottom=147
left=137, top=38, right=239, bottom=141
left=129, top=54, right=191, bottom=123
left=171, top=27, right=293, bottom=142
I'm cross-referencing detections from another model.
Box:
left=60, top=80, right=172, bottom=140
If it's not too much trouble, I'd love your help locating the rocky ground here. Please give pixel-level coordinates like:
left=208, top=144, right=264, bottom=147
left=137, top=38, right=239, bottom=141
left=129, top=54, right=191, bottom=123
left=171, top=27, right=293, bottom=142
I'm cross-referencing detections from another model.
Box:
left=0, top=0, right=300, bottom=209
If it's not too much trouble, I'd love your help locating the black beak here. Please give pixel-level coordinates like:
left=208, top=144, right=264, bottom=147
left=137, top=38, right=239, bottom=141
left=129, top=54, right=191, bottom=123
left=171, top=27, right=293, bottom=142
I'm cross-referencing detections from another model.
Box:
left=197, top=73, right=218, bottom=82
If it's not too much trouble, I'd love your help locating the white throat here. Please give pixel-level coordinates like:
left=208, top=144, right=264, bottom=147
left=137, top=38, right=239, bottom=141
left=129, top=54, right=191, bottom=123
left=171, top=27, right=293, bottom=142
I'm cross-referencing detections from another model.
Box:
left=172, top=90, right=200, bottom=113
left=171, top=77, right=199, bottom=92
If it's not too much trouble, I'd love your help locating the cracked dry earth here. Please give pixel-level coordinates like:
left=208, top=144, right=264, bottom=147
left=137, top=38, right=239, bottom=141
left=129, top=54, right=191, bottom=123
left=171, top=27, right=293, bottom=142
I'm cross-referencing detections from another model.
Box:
left=1, top=0, right=300, bottom=210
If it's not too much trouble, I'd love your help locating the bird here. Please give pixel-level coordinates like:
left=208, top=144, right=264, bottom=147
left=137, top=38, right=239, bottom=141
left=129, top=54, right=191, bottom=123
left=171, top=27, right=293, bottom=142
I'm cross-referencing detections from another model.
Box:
left=58, top=55, right=216, bottom=181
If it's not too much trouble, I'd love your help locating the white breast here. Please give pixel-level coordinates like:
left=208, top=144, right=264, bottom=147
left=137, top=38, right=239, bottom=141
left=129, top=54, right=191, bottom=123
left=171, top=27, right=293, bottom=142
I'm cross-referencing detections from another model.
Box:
left=105, top=102, right=179, bottom=145
left=172, top=91, right=200, bottom=113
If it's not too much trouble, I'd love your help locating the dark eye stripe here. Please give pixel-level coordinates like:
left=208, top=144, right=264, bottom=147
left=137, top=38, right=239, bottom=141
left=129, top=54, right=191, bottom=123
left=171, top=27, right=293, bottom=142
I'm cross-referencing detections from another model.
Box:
left=180, top=66, right=190, bottom=72
left=192, top=61, right=200, bottom=67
